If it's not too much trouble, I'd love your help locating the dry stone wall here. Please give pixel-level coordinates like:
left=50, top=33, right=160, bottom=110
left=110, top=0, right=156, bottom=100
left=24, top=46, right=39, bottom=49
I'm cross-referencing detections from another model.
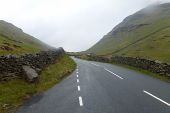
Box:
left=0, top=47, right=65, bottom=81
left=82, top=55, right=170, bottom=78
left=111, top=56, right=170, bottom=77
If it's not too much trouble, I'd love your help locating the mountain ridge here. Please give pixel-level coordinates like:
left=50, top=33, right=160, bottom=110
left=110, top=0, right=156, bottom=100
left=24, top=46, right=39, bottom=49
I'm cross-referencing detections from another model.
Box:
left=87, top=3, right=170, bottom=63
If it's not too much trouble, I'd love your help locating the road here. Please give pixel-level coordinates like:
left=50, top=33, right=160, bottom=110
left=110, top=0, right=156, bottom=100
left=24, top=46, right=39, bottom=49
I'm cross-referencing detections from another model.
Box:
left=16, top=58, right=170, bottom=113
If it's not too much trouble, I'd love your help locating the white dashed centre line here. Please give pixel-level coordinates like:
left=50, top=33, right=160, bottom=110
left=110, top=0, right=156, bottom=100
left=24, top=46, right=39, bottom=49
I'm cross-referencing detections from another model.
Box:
left=78, top=86, right=81, bottom=91
left=143, top=90, right=170, bottom=107
left=76, top=68, right=83, bottom=107
left=77, top=79, right=79, bottom=83
left=104, top=68, right=124, bottom=79
left=91, top=63, right=100, bottom=67
left=79, top=96, right=83, bottom=106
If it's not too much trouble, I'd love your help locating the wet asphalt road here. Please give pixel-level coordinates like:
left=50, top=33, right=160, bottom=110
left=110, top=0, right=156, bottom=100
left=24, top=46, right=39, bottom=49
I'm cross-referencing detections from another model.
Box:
left=16, top=58, right=170, bottom=113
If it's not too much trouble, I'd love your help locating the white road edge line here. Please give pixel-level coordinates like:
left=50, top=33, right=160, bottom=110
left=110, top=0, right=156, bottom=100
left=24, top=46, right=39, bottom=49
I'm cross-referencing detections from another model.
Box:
left=77, top=79, right=79, bottom=83
left=79, top=96, right=83, bottom=106
left=77, top=75, right=79, bottom=77
left=104, top=68, right=123, bottom=79
left=143, top=90, right=170, bottom=107
left=91, top=63, right=100, bottom=67
left=78, top=86, right=80, bottom=91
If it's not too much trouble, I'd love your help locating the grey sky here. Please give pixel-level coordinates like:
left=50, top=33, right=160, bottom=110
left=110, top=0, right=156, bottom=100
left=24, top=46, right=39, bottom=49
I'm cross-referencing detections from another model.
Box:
left=0, top=0, right=169, bottom=52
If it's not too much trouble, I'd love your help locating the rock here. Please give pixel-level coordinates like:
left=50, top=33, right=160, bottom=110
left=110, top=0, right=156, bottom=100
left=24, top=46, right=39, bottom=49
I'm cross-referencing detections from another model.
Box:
left=22, top=66, right=38, bottom=83
left=22, top=94, right=31, bottom=100
left=35, top=68, right=41, bottom=74
left=155, top=60, right=162, bottom=64
left=0, top=45, right=13, bottom=51
left=167, top=74, right=170, bottom=77
left=2, top=104, right=10, bottom=110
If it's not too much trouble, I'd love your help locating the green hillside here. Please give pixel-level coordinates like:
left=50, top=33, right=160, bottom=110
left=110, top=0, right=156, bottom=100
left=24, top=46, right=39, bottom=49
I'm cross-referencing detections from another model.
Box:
left=87, top=3, right=170, bottom=63
left=0, top=20, right=53, bottom=55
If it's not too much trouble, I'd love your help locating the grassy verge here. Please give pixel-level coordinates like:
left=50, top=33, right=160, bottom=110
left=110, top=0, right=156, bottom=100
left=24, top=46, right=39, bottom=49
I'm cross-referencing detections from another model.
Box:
left=0, top=54, right=76, bottom=113
left=111, top=62, right=170, bottom=83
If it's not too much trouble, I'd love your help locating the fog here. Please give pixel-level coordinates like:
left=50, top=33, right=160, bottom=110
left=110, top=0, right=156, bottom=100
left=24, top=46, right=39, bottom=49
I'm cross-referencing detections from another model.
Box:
left=0, top=0, right=169, bottom=52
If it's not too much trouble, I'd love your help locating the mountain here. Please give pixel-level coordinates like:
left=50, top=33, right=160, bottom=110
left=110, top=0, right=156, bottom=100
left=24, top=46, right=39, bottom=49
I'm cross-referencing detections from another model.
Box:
left=87, top=3, right=170, bottom=63
left=0, top=20, right=54, bottom=55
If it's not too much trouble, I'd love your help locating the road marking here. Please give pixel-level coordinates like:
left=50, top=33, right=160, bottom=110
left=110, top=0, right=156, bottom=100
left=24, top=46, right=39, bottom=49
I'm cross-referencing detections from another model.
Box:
left=91, top=63, right=100, bottom=67
left=104, top=68, right=123, bottom=79
left=78, top=86, right=80, bottom=91
left=77, top=79, right=79, bottom=83
left=79, top=96, right=83, bottom=106
left=77, top=75, right=79, bottom=77
left=76, top=71, right=78, bottom=74
left=143, top=90, right=170, bottom=107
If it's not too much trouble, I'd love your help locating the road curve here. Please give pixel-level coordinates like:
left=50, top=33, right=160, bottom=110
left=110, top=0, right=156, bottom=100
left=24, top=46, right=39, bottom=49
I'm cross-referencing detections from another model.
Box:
left=16, top=58, right=170, bottom=113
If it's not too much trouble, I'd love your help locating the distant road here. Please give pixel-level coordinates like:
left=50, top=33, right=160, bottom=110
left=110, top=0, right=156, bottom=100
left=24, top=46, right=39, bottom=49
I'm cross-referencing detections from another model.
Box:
left=16, top=58, right=170, bottom=113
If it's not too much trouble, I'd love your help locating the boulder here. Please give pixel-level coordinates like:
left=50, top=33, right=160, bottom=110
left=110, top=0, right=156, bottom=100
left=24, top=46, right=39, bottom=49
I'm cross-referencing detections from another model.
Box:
left=22, top=66, right=38, bottom=83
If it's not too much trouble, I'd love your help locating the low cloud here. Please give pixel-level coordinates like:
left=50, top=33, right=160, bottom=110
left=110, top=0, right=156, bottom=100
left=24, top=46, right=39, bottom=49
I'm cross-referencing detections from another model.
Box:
left=0, top=0, right=169, bottom=52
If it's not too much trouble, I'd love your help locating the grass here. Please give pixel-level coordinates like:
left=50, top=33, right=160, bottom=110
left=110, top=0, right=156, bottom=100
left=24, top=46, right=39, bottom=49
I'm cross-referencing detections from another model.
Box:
left=0, top=54, right=76, bottom=113
left=77, top=55, right=89, bottom=60
left=113, top=27, right=170, bottom=63
left=0, top=35, right=42, bottom=55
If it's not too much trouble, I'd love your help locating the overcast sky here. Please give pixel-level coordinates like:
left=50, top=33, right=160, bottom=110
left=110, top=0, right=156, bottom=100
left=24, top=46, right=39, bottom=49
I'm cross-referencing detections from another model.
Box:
left=0, top=0, right=169, bottom=52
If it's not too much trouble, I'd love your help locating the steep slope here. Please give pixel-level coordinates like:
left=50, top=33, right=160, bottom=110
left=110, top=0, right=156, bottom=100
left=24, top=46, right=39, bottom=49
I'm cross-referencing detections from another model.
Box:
left=87, top=3, right=170, bottom=63
left=0, top=20, right=53, bottom=55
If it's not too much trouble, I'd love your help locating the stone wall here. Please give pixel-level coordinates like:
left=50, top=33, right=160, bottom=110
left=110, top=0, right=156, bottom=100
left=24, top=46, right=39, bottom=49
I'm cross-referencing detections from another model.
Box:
left=81, top=55, right=170, bottom=78
left=86, top=55, right=111, bottom=63
left=111, top=56, right=170, bottom=77
left=0, top=47, right=65, bottom=81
